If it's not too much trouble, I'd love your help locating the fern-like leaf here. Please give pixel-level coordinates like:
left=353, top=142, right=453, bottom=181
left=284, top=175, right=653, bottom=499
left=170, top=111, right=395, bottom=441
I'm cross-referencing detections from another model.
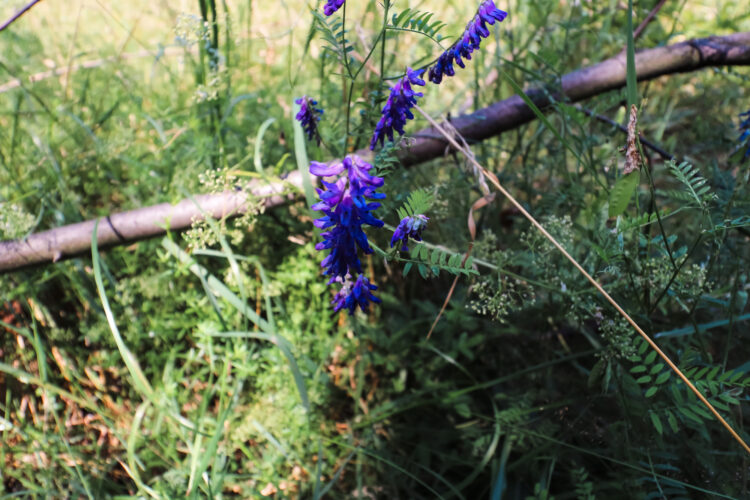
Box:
left=396, top=189, right=435, bottom=221
left=403, top=244, right=477, bottom=278
left=666, top=160, right=715, bottom=209
left=312, top=12, right=354, bottom=71
left=388, top=8, right=447, bottom=43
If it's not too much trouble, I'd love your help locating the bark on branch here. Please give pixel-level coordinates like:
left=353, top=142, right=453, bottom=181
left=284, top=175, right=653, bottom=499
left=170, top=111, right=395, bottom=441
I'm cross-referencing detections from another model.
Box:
left=0, top=174, right=301, bottom=272
left=396, top=31, right=750, bottom=166
left=1, top=32, right=749, bottom=273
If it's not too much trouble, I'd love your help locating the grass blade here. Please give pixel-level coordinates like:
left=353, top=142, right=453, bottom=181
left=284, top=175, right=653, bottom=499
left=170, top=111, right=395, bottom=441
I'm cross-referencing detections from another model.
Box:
left=626, top=0, right=638, bottom=108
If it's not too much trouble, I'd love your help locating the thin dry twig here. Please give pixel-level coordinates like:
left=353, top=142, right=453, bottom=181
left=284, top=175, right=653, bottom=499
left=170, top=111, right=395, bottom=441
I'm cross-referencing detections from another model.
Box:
left=411, top=102, right=750, bottom=456
left=576, top=105, right=674, bottom=160
left=618, top=0, right=669, bottom=56
left=0, top=0, right=44, bottom=33
left=427, top=193, right=495, bottom=339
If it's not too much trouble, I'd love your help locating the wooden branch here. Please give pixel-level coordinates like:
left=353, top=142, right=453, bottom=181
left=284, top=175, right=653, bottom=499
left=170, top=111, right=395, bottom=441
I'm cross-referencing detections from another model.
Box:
left=0, top=173, right=304, bottom=272
left=396, top=31, right=750, bottom=166
left=1, top=32, right=749, bottom=273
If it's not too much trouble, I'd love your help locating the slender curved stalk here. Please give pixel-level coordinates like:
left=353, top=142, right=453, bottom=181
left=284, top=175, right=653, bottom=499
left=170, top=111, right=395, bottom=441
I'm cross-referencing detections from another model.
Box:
left=410, top=101, right=750, bottom=456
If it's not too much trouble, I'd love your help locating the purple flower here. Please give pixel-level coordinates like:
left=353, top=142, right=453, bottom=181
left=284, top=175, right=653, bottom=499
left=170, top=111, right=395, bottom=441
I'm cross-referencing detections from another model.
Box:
left=331, top=274, right=382, bottom=315
left=295, top=96, right=323, bottom=144
left=428, top=1, right=507, bottom=84
left=310, top=155, right=385, bottom=281
left=370, top=67, right=426, bottom=150
left=323, top=0, right=345, bottom=16
left=740, top=110, right=750, bottom=159
left=390, top=214, right=429, bottom=251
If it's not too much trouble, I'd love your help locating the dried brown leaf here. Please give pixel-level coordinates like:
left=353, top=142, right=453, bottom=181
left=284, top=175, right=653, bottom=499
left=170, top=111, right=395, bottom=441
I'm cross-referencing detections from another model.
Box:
left=624, top=104, right=642, bottom=174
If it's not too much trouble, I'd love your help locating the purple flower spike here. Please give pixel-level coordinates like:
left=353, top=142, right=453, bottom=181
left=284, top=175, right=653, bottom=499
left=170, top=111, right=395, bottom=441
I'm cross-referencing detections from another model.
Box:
left=323, top=0, right=345, bottom=16
left=390, top=214, right=429, bottom=252
left=310, top=155, right=385, bottom=282
left=295, top=96, right=324, bottom=144
left=740, top=110, right=750, bottom=159
left=428, top=1, right=507, bottom=84
left=370, top=67, right=426, bottom=150
left=331, top=275, right=382, bottom=315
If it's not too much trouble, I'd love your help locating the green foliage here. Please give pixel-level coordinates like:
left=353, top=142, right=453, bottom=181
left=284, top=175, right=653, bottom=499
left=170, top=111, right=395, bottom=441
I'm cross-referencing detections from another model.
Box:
left=312, top=12, right=354, bottom=71
left=1, top=0, right=750, bottom=498
left=392, top=242, right=477, bottom=279
left=0, top=203, right=36, bottom=239
left=395, top=188, right=434, bottom=221
left=666, top=159, right=715, bottom=210
left=388, top=8, right=447, bottom=43
left=609, top=170, right=640, bottom=217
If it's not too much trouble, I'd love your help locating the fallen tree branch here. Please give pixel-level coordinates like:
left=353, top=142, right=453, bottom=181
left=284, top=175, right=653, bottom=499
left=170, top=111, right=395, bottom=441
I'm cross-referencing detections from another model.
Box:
left=396, top=31, right=750, bottom=166
left=1, top=32, right=749, bottom=273
left=0, top=174, right=302, bottom=272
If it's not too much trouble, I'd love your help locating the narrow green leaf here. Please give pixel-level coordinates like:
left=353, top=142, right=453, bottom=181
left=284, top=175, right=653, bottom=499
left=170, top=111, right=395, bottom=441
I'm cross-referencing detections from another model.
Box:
left=448, top=253, right=462, bottom=268
left=643, top=350, right=657, bottom=365
left=694, top=366, right=710, bottom=380
left=92, top=221, right=154, bottom=401
left=625, top=0, right=638, bottom=108
left=671, top=384, right=684, bottom=404
left=254, top=118, right=276, bottom=173
left=501, top=70, right=585, bottom=167
left=649, top=411, right=663, bottom=434
left=464, top=256, right=474, bottom=270
left=650, top=363, right=665, bottom=375
left=637, top=339, right=649, bottom=355
left=588, top=359, right=606, bottom=389
left=609, top=170, right=640, bottom=217
left=718, top=393, right=740, bottom=406
left=678, top=406, right=702, bottom=424
left=667, top=411, right=679, bottom=433
left=430, top=248, right=440, bottom=265
left=655, top=371, right=671, bottom=385
left=690, top=404, right=713, bottom=420
left=403, top=262, right=413, bottom=276
left=711, top=400, right=731, bottom=412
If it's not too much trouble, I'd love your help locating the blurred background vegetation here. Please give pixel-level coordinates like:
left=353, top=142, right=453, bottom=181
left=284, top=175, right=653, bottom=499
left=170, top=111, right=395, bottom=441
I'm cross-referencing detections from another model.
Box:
left=1, top=0, right=749, bottom=497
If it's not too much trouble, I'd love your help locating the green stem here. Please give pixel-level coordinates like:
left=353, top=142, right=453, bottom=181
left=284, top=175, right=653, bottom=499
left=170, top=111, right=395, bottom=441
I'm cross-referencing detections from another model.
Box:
left=380, top=0, right=390, bottom=86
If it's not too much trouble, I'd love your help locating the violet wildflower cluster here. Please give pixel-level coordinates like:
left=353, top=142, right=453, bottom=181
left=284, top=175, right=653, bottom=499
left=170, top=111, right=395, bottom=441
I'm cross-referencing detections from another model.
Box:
left=331, top=275, right=380, bottom=314
left=391, top=214, right=429, bottom=252
left=302, top=1, right=508, bottom=314
left=370, top=68, right=426, bottom=150
left=295, top=96, right=324, bottom=144
left=428, top=1, right=508, bottom=84
left=323, top=0, right=345, bottom=16
left=310, top=155, right=384, bottom=314
left=740, top=110, right=750, bottom=159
